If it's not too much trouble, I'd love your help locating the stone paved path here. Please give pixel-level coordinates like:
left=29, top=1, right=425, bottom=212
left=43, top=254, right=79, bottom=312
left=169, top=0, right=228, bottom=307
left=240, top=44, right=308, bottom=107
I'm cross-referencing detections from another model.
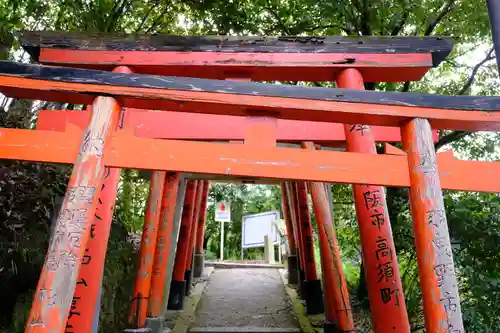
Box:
left=190, top=268, right=299, bottom=331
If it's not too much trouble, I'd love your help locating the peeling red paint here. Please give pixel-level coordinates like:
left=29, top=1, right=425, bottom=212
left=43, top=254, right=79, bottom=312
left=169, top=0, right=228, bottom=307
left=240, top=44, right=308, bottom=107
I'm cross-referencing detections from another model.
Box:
left=25, top=96, right=120, bottom=333
left=402, top=118, right=464, bottom=332
left=337, top=69, right=410, bottom=332
left=304, top=142, right=354, bottom=330
left=129, top=171, right=166, bottom=328
left=148, top=172, right=181, bottom=317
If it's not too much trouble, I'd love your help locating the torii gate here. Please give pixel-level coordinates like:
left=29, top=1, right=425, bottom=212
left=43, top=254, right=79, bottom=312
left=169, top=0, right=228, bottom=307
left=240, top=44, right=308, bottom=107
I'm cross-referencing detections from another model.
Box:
left=0, top=31, right=498, bottom=333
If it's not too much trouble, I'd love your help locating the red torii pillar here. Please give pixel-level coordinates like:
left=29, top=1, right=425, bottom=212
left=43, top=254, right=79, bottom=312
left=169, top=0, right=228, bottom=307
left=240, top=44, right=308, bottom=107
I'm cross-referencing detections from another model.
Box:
left=167, top=180, right=198, bottom=310
left=160, top=178, right=187, bottom=315
left=63, top=67, right=129, bottom=333
left=336, top=69, right=411, bottom=332
left=25, top=95, right=124, bottom=332
left=303, top=141, right=354, bottom=332
left=193, top=181, right=210, bottom=278
left=128, top=171, right=166, bottom=329
left=296, top=181, right=324, bottom=315
left=280, top=183, right=299, bottom=285
left=286, top=182, right=306, bottom=299
left=184, top=180, right=204, bottom=296
left=63, top=116, right=122, bottom=333
left=146, top=172, right=181, bottom=327
left=402, top=119, right=464, bottom=332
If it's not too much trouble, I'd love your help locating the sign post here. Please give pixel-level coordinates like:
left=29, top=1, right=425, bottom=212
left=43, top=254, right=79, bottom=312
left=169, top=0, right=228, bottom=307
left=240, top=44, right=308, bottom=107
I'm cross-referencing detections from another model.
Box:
left=241, top=211, right=281, bottom=262
left=220, top=221, right=224, bottom=261
left=215, top=202, right=231, bottom=261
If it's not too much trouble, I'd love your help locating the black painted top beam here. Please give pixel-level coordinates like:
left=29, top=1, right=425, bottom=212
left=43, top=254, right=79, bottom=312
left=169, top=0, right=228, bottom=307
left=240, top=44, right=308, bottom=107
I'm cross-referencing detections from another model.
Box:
left=19, top=31, right=453, bottom=67
left=0, top=61, right=498, bottom=112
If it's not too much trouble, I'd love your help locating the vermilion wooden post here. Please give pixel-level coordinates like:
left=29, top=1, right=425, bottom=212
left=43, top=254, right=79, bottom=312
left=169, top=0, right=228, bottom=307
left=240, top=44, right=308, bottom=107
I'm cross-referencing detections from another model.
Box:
left=147, top=172, right=181, bottom=318
left=65, top=163, right=121, bottom=333
left=280, top=183, right=299, bottom=285
left=184, top=180, right=204, bottom=295
left=288, top=182, right=306, bottom=299
left=336, top=68, right=410, bottom=332
left=402, top=118, right=464, bottom=332
left=303, top=141, right=355, bottom=332
left=193, top=181, right=210, bottom=278
left=25, top=96, right=122, bottom=333
left=65, top=66, right=132, bottom=333
left=167, top=180, right=198, bottom=310
left=296, top=181, right=324, bottom=315
left=128, top=171, right=166, bottom=328
left=161, top=178, right=187, bottom=315
left=285, top=181, right=305, bottom=293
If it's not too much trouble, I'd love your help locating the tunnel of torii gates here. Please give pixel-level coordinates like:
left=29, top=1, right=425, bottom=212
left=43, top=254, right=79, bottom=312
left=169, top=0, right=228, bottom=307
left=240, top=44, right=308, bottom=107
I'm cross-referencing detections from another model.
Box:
left=0, top=30, right=499, bottom=333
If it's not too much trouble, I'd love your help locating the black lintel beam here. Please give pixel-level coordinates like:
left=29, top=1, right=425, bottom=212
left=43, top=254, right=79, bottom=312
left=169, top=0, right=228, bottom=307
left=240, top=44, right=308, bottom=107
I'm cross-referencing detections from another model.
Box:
left=0, top=61, right=498, bottom=112
left=19, top=31, right=453, bottom=67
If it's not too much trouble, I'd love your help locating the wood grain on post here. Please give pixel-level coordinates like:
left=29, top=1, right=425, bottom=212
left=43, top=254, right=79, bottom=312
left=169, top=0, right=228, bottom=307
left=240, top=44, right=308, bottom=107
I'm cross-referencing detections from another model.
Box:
left=148, top=172, right=181, bottom=317
left=25, top=96, right=121, bottom=333
left=129, top=171, right=166, bottom=328
left=402, top=118, right=464, bottom=332
left=336, top=68, right=410, bottom=332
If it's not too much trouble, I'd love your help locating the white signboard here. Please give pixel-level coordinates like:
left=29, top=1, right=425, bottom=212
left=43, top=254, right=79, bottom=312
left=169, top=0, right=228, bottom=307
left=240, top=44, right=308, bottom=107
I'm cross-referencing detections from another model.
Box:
left=242, top=211, right=280, bottom=249
left=215, top=201, right=231, bottom=222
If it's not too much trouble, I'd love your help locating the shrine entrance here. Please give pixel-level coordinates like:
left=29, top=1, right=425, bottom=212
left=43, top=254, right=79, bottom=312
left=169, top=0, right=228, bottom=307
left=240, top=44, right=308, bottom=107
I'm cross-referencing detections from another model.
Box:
left=0, top=23, right=499, bottom=333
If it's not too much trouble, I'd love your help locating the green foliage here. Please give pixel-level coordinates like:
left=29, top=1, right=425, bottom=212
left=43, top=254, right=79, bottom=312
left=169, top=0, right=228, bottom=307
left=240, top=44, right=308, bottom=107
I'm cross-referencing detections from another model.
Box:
left=115, top=170, right=149, bottom=232
left=0, top=99, right=70, bottom=330
left=98, top=221, right=139, bottom=332
left=204, top=183, right=281, bottom=260
left=445, top=192, right=500, bottom=332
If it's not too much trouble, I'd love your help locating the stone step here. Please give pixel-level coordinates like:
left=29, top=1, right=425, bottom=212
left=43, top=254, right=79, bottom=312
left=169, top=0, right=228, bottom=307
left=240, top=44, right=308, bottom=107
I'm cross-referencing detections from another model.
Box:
left=205, top=261, right=284, bottom=269
left=189, top=327, right=301, bottom=333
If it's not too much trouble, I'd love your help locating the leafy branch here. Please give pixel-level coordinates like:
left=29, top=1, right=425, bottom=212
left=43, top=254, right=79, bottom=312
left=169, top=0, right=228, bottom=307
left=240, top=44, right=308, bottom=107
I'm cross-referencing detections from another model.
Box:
left=264, top=0, right=291, bottom=35
left=146, top=3, right=172, bottom=33
left=135, top=1, right=162, bottom=32
left=302, top=24, right=352, bottom=35
left=390, top=11, right=409, bottom=36
left=399, top=0, right=455, bottom=92
left=435, top=47, right=496, bottom=150
left=423, top=0, right=455, bottom=36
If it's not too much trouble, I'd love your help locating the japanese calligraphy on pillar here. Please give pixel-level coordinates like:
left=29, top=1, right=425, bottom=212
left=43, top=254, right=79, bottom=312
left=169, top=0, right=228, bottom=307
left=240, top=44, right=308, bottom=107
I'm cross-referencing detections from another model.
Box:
left=64, top=164, right=122, bottom=333
left=362, top=188, right=401, bottom=307
left=26, top=96, right=119, bottom=332
left=63, top=206, right=96, bottom=333
left=400, top=118, right=465, bottom=332
left=415, top=121, right=463, bottom=332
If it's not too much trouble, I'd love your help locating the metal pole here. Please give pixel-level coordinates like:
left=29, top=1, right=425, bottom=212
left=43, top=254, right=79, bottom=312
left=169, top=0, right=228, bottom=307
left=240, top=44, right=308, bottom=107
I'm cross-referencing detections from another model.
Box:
left=277, top=222, right=282, bottom=265
left=336, top=68, right=410, bottom=332
left=220, top=221, right=224, bottom=261
left=401, top=118, right=464, bottom=332
left=487, top=0, right=500, bottom=73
